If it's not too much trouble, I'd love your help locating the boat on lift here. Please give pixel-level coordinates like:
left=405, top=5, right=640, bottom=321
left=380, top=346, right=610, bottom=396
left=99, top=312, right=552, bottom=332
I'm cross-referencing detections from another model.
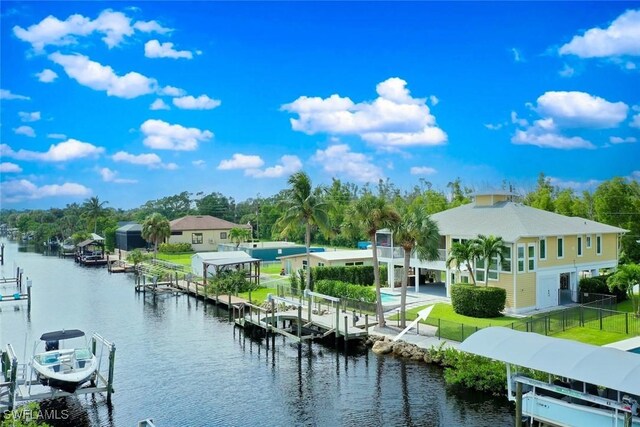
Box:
left=31, top=329, right=98, bottom=393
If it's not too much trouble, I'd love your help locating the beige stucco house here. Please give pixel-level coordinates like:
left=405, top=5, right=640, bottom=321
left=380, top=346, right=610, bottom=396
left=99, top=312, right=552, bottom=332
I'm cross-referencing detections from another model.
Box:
left=168, top=215, right=251, bottom=252
left=377, top=191, right=627, bottom=313
left=279, top=249, right=374, bottom=275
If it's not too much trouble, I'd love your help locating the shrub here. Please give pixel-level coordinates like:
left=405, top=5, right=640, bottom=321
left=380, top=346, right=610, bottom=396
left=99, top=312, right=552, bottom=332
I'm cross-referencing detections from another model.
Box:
left=158, top=242, right=192, bottom=254
left=206, top=270, right=256, bottom=295
left=314, top=279, right=376, bottom=303
left=579, top=275, right=626, bottom=302
left=311, top=265, right=387, bottom=287
left=451, top=284, right=506, bottom=318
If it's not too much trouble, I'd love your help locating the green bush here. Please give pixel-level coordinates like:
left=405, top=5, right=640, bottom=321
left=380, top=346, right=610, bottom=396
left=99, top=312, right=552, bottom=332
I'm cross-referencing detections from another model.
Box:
left=206, top=270, right=257, bottom=295
left=451, top=284, right=506, bottom=318
left=579, top=275, right=626, bottom=302
left=158, top=242, right=192, bottom=254
left=311, top=265, right=387, bottom=286
left=314, top=279, right=376, bottom=302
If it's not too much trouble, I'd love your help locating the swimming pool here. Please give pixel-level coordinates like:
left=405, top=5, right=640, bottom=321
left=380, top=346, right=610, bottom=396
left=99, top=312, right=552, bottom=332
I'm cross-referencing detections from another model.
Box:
left=380, top=291, right=418, bottom=304
left=630, top=347, right=640, bottom=354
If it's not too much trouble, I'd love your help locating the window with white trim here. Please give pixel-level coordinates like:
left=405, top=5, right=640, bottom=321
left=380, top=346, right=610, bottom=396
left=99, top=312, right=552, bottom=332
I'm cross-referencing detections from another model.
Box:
left=192, top=233, right=203, bottom=244
left=596, top=235, right=602, bottom=255
left=557, top=237, right=564, bottom=259
left=488, top=255, right=499, bottom=280
left=577, top=236, right=583, bottom=257
left=586, top=235, right=592, bottom=249
left=501, top=247, right=512, bottom=273
left=475, top=258, right=485, bottom=282
left=539, top=238, right=546, bottom=260
left=528, top=244, right=536, bottom=271
left=517, top=244, right=525, bottom=273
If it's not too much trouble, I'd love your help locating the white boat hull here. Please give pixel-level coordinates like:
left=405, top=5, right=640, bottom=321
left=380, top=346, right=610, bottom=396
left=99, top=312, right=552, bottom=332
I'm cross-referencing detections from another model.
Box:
left=32, top=348, right=98, bottom=393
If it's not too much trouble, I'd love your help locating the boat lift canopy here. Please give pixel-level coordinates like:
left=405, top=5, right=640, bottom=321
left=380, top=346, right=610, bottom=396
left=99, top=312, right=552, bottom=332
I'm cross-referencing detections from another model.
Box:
left=40, top=330, right=85, bottom=341
left=459, top=327, right=640, bottom=396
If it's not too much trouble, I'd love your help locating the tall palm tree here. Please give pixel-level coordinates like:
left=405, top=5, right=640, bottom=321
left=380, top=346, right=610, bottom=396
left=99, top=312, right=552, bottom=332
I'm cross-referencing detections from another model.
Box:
left=392, top=198, right=441, bottom=328
left=142, top=213, right=171, bottom=259
left=475, top=234, right=508, bottom=287
left=229, top=227, right=251, bottom=249
left=275, top=172, right=331, bottom=290
left=82, top=196, right=108, bottom=234
left=343, top=194, right=400, bottom=328
left=446, top=240, right=479, bottom=285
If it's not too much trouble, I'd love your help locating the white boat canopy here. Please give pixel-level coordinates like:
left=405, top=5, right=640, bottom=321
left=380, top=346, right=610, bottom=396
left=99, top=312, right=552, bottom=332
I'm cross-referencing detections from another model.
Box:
left=459, top=327, right=640, bottom=396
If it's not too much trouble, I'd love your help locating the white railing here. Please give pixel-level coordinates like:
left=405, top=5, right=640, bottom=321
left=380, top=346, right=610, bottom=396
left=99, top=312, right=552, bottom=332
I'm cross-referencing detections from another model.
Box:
left=378, top=247, right=447, bottom=261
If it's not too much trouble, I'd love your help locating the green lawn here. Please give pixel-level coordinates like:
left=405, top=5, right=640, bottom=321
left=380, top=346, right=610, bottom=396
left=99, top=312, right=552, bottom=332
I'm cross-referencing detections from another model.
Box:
left=237, top=287, right=274, bottom=304
left=550, top=327, right=629, bottom=346
left=616, top=295, right=639, bottom=313
left=156, top=252, right=193, bottom=266
left=261, top=263, right=283, bottom=275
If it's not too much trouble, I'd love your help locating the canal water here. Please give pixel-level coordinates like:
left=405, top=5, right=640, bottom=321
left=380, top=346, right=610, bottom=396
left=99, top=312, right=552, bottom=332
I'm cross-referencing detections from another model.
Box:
left=0, top=240, right=513, bottom=426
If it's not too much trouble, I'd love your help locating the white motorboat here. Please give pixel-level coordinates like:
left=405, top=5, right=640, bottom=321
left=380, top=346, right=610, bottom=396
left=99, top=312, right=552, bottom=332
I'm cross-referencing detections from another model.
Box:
left=31, top=329, right=98, bottom=393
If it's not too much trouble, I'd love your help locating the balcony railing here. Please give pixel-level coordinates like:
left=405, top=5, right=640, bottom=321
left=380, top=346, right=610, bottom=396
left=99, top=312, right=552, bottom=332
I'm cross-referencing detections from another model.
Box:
left=377, top=246, right=447, bottom=261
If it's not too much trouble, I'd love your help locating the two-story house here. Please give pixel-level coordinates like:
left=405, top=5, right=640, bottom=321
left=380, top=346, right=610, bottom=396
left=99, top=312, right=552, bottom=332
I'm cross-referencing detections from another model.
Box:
left=377, top=191, right=627, bottom=313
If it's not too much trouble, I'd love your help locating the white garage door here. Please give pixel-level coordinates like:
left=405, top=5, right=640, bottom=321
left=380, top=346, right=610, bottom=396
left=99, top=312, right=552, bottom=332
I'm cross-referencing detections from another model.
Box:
left=537, top=274, right=558, bottom=309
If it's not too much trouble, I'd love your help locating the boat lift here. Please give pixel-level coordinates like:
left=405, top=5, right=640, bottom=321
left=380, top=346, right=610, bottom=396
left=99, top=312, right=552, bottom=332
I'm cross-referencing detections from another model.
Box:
left=0, top=333, right=115, bottom=413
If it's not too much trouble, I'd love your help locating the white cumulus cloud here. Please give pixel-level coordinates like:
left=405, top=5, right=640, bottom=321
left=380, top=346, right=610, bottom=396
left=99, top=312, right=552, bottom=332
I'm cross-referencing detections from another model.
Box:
left=99, top=167, right=137, bottom=183
left=150, top=99, right=170, bottom=110
left=158, top=86, right=185, bottom=97
left=536, top=91, right=628, bottom=128
left=410, top=166, right=437, bottom=175
left=1, top=179, right=91, bottom=203
left=36, top=68, right=58, bottom=82
left=511, top=119, right=595, bottom=149
left=281, top=77, right=447, bottom=149
left=631, top=113, right=640, bottom=128
left=47, top=133, right=67, bottom=139
left=0, top=89, right=30, bottom=100
left=559, top=9, right=640, bottom=58
left=245, top=155, right=302, bottom=178
left=312, top=144, right=383, bottom=183
left=1, top=139, right=104, bottom=161
left=112, top=151, right=161, bottom=166
left=173, top=95, right=221, bottom=110
left=49, top=52, right=157, bottom=99
left=0, top=162, right=22, bottom=173
left=19, top=111, right=41, bottom=122
left=140, top=119, right=213, bottom=151
left=610, top=136, right=637, bottom=144
left=218, top=154, right=265, bottom=170
left=13, top=9, right=171, bottom=52
left=145, top=40, right=193, bottom=59
left=14, top=126, right=36, bottom=137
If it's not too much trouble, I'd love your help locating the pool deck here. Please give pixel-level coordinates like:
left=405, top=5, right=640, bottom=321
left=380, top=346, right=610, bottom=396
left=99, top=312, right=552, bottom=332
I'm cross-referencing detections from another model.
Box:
left=604, top=335, right=640, bottom=351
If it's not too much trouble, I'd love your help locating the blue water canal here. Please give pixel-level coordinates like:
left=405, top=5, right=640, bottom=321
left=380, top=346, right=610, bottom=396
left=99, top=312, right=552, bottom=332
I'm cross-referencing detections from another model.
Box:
left=0, top=240, right=513, bottom=426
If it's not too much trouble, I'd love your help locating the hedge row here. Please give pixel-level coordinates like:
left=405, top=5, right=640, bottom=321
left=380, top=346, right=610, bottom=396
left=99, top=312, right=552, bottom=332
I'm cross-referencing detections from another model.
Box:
left=158, top=242, right=192, bottom=253
left=450, top=284, right=506, bottom=318
left=579, top=275, right=627, bottom=302
left=314, top=280, right=376, bottom=303
left=311, top=265, right=387, bottom=287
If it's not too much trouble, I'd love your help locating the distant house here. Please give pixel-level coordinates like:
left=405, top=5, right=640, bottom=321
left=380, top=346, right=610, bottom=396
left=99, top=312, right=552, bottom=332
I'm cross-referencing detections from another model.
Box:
left=168, top=215, right=251, bottom=252
left=218, top=241, right=324, bottom=262
left=115, top=223, right=147, bottom=251
left=377, top=191, right=627, bottom=313
left=279, top=249, right=373, bottom=275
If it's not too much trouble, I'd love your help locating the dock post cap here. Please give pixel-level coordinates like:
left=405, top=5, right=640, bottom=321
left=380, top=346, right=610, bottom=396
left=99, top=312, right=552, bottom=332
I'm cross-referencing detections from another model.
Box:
left=303, top=289, right=310, bottom=298
left=267, top=293, right=272, bottom=302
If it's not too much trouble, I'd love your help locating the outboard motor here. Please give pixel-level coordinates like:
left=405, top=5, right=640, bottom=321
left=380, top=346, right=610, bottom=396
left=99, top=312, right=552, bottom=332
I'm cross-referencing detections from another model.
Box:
left=45, top=340, right=59, bottom=351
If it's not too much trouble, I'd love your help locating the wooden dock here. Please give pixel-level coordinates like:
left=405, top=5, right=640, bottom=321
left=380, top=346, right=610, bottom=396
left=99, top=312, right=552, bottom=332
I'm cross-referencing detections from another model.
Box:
left=107, top=259, right=136, bottom=274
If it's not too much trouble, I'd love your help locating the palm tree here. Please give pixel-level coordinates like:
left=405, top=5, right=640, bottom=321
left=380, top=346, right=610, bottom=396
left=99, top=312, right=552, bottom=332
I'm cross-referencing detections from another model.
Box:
left=142, top=213, right=171, bottom=259
left=343, top=194, right=400, bottom=328
left=82, top=196, right=108, bottom=234
left=475, top=234, right=508, bottom=287
left=446, top=240, right=479, bottom=285
left=392, top=198, right=441, bottom=328
left=275, top=172, right=331, bottom=290
left=229, top=227, right=251, bottom=249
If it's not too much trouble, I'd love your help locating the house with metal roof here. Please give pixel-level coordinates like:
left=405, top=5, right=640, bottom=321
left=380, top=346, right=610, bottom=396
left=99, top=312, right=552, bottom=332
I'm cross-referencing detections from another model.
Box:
left=377, top=192, right=627, bottom=313
left=278, top=249, right=374, bottom=275
left=168, top=215, right=251, bottom=252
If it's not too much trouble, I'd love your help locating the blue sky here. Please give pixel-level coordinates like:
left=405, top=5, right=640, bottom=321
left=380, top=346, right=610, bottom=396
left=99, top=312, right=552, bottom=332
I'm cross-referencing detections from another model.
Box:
left=1, top=2, right=639, bottom=210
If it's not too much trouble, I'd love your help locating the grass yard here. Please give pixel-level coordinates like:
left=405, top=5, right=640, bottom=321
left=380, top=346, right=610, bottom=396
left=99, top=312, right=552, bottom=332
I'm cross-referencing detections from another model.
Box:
left=156, top=252, right=193, bottom=266
left=238, top=287, right=274, bottom=304
left=550, top=327, right=629, bottom=346
left=261, top=263, right=283, bottom=275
